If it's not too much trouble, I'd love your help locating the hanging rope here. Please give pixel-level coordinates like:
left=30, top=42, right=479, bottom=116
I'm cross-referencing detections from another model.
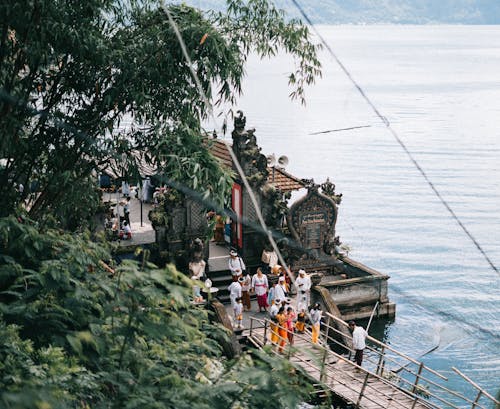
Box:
left=291, top=0, right=498, bottom=276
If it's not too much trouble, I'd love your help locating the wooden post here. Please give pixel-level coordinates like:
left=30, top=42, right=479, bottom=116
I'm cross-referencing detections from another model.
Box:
left=412, top=362, right=424, bottom=394
left=249, top=317, right=254, bottom=338
left=355, top=371, right=370, bottom=408
left=320, top=347, right=328, bottom=382
left=471, top=390, right=482, bottom=409
left=323, top=315, right=331, bottom=344
left=376, top=346, right=385, bottom=375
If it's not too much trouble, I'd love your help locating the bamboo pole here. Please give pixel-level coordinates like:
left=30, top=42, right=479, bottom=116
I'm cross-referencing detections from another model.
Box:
left=452, top=367, right=500, bottom=405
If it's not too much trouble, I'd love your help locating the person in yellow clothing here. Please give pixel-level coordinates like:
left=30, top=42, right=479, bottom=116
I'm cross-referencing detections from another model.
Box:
left=269, top=298, right=280, bottom=345
left=295, top=307, right=306, bottom=333
left=309, top=303, right=322, bottom=344
left=276, top=306, right=288, bottom=354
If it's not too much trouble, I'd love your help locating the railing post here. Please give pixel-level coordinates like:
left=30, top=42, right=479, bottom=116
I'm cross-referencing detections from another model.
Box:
left=263, top=320, right=268, bottom=346
left=376, top=346, right=385, bottom=375
left=355, top=371, right=370, bottom=408
left=471, top=390, right=482, bottom=409
left=320, top=347, right=328, bottom=382
left=412, top=362, right=424, bottom=394
left=323, top=315, right=331, bottom=344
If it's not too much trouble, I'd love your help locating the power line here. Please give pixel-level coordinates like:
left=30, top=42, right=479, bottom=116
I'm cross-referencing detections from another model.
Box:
left=291, top=0, right=498, bottom=276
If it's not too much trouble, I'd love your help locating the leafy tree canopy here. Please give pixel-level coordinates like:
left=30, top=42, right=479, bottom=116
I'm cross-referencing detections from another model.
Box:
left=0, top=216, right=314, bottom=407
left=0, top=0, right=321, bottom=229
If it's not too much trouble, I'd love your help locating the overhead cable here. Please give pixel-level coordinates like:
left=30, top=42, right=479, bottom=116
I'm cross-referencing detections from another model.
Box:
left=291, top=0, right=498, bottom=276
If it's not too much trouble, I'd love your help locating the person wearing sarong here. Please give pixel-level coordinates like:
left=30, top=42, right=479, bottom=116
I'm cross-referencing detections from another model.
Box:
left=240, top=272, right=252, bottom=311
left=286, top=306, right=296, bottom=346
left=309, top=303, right=322, bottom=344
left=251, top=267, right=269, bottom=312
left=269, top=298, right=281, bottom=345
left=295, top=308, right=306, bottom=333
left=276, top=306, right=287, bottom=353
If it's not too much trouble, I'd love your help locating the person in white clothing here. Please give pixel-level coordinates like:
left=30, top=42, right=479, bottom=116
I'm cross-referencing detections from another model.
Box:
left=227, top=280, right=242, bottom=313
left=251, top=267, right=269, bottom=312
left=295, top=269, right=311, bottom=307
left=261, top=245, right=278, bottom=274
left=228, top=249, right=245, bottom=277
left=274, top=276, right=287, bottom=302
left=234, top=297, right=244, bottom=329
left=349, top=320, right=368, bottom=367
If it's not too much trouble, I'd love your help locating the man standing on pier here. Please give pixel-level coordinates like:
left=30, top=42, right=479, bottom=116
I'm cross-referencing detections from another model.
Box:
left=349, top=320, right=367, bottom=367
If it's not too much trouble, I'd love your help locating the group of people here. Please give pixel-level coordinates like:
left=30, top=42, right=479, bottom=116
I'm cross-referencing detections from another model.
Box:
left=226, top=248, right=369, bottom=366
left=105, top=197, right=133, bottom=240
left=227, top=249, right=313, bottom=317
left=268, top=299, right=324, bottom=353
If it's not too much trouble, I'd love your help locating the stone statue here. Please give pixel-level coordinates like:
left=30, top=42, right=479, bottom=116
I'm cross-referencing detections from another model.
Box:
left=234, top=110, right=246, bottom=131
left=189, top=237, right=206, bottom=279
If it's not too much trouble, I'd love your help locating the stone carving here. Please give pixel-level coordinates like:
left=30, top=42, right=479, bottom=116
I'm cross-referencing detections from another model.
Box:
left=320, top=177, right=342, bottom=204
left=287, top=186, right=338, bottom=265
left=234, top=110, right=246, bottom=131
left=231, top=111, right=268, bottom=188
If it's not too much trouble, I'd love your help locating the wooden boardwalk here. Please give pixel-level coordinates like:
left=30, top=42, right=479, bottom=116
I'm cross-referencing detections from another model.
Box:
left=246, top=320, right=433, bottom=409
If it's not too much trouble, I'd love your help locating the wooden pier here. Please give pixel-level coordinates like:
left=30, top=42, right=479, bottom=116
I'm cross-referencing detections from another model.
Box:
left=243, top=313, right=499, bottom=409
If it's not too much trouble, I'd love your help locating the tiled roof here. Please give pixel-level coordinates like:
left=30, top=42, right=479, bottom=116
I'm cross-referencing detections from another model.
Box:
left=208, top=139, right=233, bottom=168
left=267, top=167, right=304, bottom=191
left=209, top=138, right=305, bottom=192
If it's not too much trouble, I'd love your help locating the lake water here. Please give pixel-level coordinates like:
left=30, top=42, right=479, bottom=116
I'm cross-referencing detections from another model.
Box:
left=213, top=25, right=500, bottom=405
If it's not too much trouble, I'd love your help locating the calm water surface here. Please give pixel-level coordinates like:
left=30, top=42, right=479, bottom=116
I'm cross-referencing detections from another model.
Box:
left=214, top=25, right=500, bottom=404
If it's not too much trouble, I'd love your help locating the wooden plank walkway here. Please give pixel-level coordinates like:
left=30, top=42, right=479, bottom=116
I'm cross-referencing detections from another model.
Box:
left=246, top=323, right=433, bottom=409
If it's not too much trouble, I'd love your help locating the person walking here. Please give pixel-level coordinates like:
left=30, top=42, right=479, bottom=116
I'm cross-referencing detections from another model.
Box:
left=123, top=197, right=131, bottom=226
left=267, top=281, right=277, bottom=307
left=251, top=267, right=269, bottom=312
left=234, top=297, right=244, bottom=329
left=349, top=320, right=368, bottom=367
left=227, top=279, right=242, bottom=317
left=276, top=306, right=288, bottom=354
left=295, top=269, right=311, bottom=306
left=228, top=249, right=245, bottom=278
left=274, top=276, right=287, bottom=302
left=269, top=298, right=280, bottom=345
left=286, top=306, right=296, bottom=346
left=309, top=303, right=322, bottom=344
left=240, top=272, right=252, bottom=311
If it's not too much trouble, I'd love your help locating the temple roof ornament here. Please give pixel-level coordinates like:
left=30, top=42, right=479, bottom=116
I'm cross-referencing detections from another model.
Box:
left=234, top=110, right=246, bottom=131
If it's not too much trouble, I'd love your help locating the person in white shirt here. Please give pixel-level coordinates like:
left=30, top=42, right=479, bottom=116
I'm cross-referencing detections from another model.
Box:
left=261, top=246, right=278, bottom=274
left=349, top=320, right=368, bottom=367
left=227, top=279, right=242, bottom=313
left=274, top=276, right=287, bottom=302
left=268, top=298, right=280, bottom=345
left=228, top=249, right=245, bottom=278
left=251, top=267, right=269, bottom=312
left=234, top=297, right=244, bottom=329
left=295, top=269, right=311, bottom=307
left=309, top=303, right=322, bottom=344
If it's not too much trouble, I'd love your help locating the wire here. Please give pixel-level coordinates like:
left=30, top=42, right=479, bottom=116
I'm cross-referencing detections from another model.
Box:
left=309, top=124, right=371, bottom=135
left=159, top=1, right=301, bottom=293
left=291, top=0, right=498, bottom=276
